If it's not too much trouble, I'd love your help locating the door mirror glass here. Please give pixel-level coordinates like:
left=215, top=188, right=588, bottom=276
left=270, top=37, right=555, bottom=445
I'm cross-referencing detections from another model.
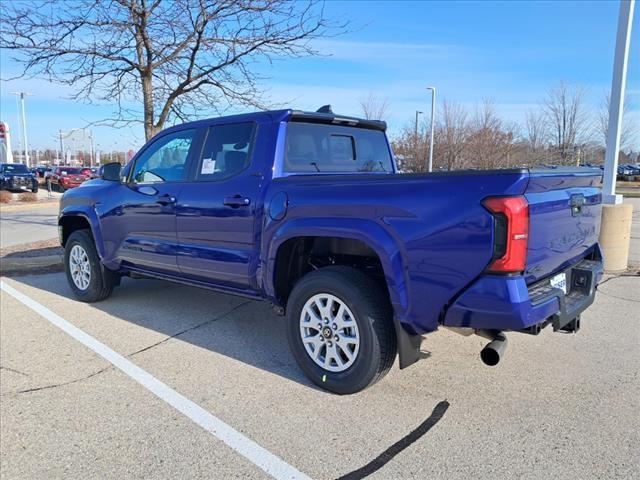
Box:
left=101, top=162, right=122, bottom=182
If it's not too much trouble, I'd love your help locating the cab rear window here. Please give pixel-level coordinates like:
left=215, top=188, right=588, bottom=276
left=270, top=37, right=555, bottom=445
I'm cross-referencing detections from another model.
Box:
left=284, top=123, right=393, bottom=173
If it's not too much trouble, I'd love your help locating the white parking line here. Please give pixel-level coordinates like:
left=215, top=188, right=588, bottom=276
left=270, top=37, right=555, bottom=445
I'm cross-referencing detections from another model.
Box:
left=1, top=280, right=312, bottom=480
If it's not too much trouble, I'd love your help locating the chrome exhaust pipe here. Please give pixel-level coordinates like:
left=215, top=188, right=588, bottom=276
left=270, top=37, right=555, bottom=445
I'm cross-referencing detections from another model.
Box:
left=477, top=330, right=507, bottom=366
left=443, top=328, right=508, bottom=366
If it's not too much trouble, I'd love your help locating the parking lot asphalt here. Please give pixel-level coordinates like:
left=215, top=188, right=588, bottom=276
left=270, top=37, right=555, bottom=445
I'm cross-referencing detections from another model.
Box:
left=1, top=271, right=638, bottom=480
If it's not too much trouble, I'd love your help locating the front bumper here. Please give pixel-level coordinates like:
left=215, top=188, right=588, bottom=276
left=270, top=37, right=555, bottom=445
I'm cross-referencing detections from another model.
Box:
left=443, top=253, right=603, bottom=332
left=60, top=181, right=83, bottom=188
left=3, top=176, right=37, bottom=190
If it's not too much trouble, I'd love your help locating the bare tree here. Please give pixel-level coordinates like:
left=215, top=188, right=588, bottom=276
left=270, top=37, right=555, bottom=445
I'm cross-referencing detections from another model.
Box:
left=466, top=99, right=515, bottom=169
left=524, top=108, right=548, bottom=151
left=543, top=81, right=588, bottom=164
left=1, top=0, right=344, bottom=140
left=434, top=99, right=469, bottom=170
left=390, top=120, right=428, bottom=173
left=598, top=90, right=637, bottom=151
left=358, top=93, right=390, bottom=121
left=521, top=108, right=551, bottom=164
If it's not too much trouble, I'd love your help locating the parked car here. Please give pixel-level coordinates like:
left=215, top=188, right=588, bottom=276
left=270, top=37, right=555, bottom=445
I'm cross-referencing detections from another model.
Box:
left=58, top=107, right=604, bottom=394
left=0, top=163, right=38, bottom=192
left=48, top=166, right=89, bottom=192
left=617, top=164, right=634, bottom=177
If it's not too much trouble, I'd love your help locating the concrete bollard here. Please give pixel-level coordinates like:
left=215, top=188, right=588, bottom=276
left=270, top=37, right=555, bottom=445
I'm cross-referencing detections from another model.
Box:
left=599, top=203, right=633, bottom=272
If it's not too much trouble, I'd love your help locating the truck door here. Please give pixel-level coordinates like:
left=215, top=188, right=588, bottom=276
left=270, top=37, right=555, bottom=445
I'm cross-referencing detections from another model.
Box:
left=107, top=128, right=199, bottom=275
left=175, top=122, right=263, bottom=290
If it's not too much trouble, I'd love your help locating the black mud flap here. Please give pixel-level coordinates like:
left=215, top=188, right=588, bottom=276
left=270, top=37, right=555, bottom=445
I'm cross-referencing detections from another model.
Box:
left=395, top=319, right=423, bottom=369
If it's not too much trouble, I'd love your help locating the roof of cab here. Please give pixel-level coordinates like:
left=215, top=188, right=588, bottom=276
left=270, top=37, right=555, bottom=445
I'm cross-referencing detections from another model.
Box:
left=159, top=108, right=386, bottom=136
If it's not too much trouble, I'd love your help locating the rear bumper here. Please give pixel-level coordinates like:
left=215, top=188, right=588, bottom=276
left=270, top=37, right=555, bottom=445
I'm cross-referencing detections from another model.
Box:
left=443, top=250, right=603, bottom=332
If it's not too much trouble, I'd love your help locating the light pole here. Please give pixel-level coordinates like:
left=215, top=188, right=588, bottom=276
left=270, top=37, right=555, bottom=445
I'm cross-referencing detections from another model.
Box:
left=58, top=130, right=64, bottom=165
left=426, top=86, right=436, bottom=173
left=603, top=0, right=634, bottom=205
left=415, top=110, right=423, bottom=167
left=599, top=0, right=635, bottom=272
left=87, top=129, right=94, bottom=166
left=10, top=91, right=33, bottom=167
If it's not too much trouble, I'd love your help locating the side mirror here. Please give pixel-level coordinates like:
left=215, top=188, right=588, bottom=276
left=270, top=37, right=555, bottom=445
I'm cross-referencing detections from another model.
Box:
left=101, top=162, right=122, bottom=182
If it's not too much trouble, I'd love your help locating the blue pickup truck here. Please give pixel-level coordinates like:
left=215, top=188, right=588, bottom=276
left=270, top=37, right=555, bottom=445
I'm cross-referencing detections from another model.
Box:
left=58, top=108, right=604, bottom=394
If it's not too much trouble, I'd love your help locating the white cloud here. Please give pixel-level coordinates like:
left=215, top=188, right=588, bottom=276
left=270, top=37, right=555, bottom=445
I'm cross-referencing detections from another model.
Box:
left=310, top=39, right=467, bottom=63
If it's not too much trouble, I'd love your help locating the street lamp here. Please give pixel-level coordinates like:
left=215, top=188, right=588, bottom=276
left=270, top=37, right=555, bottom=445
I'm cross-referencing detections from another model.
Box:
left=415, top=110, right=423, bottom=167
left=426, top=86, right=436, bottom=173
left=10, top=91, right=34, bottom=167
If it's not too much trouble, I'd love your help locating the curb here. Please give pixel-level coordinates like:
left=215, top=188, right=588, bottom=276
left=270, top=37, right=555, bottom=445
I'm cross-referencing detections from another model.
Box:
left=0, top=200, right=60, bottom=212
left=0, top=254, right=63, bottom=275
left=620, top=191, right=640, bottom=198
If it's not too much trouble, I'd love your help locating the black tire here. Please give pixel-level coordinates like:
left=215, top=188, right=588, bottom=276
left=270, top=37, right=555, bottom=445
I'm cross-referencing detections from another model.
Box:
left=64, top=229, right=117, bottom=302
left=58, top=183, right=65, bottom=193
left=31, top=187, right=38, bottom=193
left=286, top=266, right=397, bottom=394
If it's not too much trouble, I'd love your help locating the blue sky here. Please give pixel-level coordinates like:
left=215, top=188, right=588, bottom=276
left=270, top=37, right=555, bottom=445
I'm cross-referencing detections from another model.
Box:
left=1, top=0, right=638, bottom=152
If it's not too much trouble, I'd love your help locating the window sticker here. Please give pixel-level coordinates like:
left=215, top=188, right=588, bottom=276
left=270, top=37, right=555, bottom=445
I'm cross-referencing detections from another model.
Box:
left=201, top=158, right=216, bottom=175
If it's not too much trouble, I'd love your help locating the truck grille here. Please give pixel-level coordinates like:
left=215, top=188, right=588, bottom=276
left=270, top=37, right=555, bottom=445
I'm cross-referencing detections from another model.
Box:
left=10, top=177, right=29, bottom=186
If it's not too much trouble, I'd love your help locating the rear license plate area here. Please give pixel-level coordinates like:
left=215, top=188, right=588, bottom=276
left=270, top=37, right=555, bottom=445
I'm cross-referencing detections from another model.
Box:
left=550, top=272, right=567, bottom=294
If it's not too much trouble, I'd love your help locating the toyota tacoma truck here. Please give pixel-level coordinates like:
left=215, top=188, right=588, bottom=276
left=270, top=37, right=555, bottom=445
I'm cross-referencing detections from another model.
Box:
left=58, top=107, right=604, bottom=394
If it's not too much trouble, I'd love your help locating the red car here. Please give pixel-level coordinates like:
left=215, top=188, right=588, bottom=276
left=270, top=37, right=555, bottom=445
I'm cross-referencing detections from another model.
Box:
left=48, top=167, right=89, bottom=192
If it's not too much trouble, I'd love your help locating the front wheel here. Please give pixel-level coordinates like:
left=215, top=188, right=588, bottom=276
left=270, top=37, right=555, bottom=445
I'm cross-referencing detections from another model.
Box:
left=286, top=266, right=397, bottom=394
left=64, top=229, right=117, bottom=302
left=58, top=183, right=65, bottom=193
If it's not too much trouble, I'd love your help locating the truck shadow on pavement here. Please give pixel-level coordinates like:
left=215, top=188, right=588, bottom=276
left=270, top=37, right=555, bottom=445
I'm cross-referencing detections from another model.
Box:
left=13, top=273, right=371, bottom=392
left=8, top=273, right=450, bottom=480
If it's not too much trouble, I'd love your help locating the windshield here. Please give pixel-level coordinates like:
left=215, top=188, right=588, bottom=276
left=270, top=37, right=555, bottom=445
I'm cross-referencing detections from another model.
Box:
left=284, top=123, right=393, bottom=173
left=2, top=164, right=30, bottom=174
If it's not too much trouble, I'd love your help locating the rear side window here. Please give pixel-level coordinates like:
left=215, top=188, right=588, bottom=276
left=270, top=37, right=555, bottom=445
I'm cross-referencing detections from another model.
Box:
left=197, top=122, right=256, bottom=181
left=284, top=123, right=393, bottom=173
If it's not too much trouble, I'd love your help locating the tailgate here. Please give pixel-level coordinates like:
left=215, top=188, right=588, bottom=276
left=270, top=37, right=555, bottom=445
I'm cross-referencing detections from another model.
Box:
left=524, top=168, right=602, bottom=284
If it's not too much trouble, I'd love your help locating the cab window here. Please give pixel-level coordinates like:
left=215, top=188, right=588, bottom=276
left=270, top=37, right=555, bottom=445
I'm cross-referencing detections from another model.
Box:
left=197, top=122, right=256, bottom=181
left=130, top=129, right=196, bottom=183
left=284, top=123, right=393, bottom=173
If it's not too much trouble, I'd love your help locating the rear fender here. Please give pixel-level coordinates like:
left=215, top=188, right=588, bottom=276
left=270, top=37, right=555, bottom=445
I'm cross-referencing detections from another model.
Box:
left=265, top=217, right=422, bottom=369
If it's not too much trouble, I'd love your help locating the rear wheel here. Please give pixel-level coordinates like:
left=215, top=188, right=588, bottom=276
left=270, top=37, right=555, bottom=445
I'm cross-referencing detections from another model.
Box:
left=286, top=266, right=397, bottom=394
left=64, top=229, right=117, bottom=302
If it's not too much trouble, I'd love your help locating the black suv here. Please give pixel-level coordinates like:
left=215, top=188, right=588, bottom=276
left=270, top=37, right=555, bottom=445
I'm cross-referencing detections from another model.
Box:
left=0, top=163, right=39, bottom=192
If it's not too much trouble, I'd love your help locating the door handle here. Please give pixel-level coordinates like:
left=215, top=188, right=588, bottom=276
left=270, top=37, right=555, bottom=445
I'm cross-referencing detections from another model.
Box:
left=156, top=194, right=177, bottom=206
left=223, top=195, right=251, bottom=208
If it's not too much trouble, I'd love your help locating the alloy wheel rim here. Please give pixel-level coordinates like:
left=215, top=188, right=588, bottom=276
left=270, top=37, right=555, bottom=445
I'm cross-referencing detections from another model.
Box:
left=299, top=293, right=360, bottom=372
left=69, top=245, right=91, bottom=291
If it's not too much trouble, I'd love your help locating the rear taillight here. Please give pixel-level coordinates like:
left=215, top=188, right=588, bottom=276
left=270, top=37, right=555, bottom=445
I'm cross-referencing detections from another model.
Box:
left=482, top=196, right=529, bottom=273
